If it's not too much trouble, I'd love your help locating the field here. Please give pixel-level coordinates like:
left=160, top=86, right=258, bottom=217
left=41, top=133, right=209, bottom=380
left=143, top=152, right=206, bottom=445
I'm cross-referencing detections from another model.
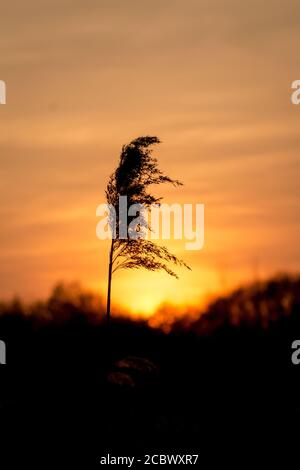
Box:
left=0, top=274, right=299, bottom=465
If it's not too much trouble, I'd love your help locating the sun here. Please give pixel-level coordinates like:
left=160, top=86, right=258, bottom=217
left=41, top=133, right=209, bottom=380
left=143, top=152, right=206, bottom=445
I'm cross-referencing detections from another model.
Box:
left=128, top=295, right=162, bottom=318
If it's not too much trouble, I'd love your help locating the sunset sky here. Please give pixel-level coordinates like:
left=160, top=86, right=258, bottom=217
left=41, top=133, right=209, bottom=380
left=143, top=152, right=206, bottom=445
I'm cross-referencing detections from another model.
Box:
left=1, top=0, right=300, bottom=315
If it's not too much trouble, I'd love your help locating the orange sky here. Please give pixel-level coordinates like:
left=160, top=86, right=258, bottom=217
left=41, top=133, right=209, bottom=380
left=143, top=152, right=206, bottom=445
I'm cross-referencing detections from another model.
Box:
left=0, top=0, right=300, bottom=315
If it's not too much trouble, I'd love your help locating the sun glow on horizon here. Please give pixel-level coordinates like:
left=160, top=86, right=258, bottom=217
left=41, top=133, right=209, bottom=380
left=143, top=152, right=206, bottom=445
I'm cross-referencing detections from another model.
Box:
left=105, top=266, right=224, bottom=319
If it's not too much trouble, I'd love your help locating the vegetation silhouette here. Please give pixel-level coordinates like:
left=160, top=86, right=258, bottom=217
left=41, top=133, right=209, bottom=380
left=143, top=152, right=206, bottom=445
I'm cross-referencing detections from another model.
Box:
left=0, top=274, right=300, bottom=464
left=105, top=136, right=190, bottom=323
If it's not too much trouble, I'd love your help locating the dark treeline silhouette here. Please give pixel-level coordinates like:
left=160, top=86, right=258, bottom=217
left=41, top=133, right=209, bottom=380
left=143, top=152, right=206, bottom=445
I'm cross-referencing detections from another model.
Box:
left=1, top=273, right=299, bottom=332
left=0, top=274, right=300, bottom=465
